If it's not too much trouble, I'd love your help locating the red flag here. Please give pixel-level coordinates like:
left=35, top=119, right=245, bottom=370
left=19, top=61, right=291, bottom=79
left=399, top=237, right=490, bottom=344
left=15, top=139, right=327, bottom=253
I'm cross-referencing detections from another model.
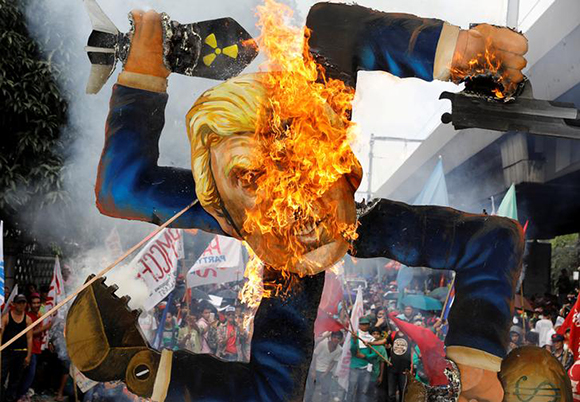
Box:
left=389, top=312, right=448, bottom=386
left=558, top=293, right=580, bottom=360
left=314, top=271, right=344, bottom=336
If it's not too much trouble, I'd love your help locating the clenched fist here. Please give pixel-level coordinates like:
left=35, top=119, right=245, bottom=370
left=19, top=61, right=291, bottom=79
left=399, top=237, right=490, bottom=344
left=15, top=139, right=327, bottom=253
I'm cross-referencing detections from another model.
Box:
left=124, top=10, right=169, bottom=78
left=452, top=24, right=528, bottom=94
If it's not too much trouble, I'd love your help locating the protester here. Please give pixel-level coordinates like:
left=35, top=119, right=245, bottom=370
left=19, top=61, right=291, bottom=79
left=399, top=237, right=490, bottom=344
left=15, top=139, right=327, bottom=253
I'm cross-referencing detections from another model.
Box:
left=197, top=305, right=216, bottom=354
left=18, top=293, right=52, bottom=400
left=508, top=325, right=523, bottom=353
left=551, top=333, right=574, bottom=372
left=368, top=327, right=388, bottom=402
left=396, top=306, right=415, bottom=323
left=138, top=309, right=157, bottom=345
left=304, top=331, right=343, bottom=402
left=161, top=311, right=179, bottom=350
left=1, top=295, right=33, bottom=402
left=535, top=310, right=554, bottom=348
left=217, top=306, right=243, bottom=361
left=346, top=317, right=374, bottom=402
left=178, top=312, right=202, bottom=353
left=387, top=328, right=412, bottom=402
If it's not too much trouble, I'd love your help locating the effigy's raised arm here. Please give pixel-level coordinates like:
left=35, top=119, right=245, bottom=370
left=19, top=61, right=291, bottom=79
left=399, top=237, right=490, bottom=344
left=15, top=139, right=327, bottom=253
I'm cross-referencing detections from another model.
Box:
left=96, top=83, right=224, bottom=233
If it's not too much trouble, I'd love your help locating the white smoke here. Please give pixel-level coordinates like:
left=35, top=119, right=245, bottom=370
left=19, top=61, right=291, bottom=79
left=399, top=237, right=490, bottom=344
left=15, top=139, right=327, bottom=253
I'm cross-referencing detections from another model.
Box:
left=66, top=246, right=150, bottom=310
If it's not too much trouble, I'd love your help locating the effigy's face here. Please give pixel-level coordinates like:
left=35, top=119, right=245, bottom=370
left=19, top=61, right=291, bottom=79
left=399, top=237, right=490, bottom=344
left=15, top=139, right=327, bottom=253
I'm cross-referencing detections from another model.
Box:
left=209, top=134, right=357, bottom=275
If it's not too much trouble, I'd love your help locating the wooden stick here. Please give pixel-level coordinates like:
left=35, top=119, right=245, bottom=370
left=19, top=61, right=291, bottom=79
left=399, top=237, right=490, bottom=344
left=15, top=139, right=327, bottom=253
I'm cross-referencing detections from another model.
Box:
left=0, top=200, right=198, bottom=353
left=520, top=282, right=526, bottom=338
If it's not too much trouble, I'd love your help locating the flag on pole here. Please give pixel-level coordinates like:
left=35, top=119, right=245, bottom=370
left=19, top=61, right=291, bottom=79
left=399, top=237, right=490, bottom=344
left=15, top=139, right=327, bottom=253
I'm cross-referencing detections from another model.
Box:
left=335, top=286, right=364, bottom=390
left=0, top=220, right=4, bottom=312
left=496, top=183, right=518, bottom=221
left=46, top=256, right=65, bottom=318
left=389, top=312, right=448, bottom=386
left=558, top=293, right=580, bottom=361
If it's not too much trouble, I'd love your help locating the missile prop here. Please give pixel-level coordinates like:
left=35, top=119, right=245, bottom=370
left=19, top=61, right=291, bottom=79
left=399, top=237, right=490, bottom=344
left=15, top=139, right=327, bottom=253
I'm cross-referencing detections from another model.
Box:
left=440, top=77, right=580, bottom=140
left=84, top=0, right=259, bottom=94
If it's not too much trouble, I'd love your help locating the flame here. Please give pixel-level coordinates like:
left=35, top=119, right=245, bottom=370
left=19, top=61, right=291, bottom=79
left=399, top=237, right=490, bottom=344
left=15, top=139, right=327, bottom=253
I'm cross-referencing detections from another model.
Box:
left=450, top=38, right=516, bottom=99
left=239, top=243, right=268, bottom=309
left=242, top=0, right=359, bottom=272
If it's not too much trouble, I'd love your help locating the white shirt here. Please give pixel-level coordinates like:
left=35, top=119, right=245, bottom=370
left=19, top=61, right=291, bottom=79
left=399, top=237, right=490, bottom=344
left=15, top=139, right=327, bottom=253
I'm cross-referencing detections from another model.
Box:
left=535, top=318, right=554, bottom=347
left=313, top=338, right=342, bottom=372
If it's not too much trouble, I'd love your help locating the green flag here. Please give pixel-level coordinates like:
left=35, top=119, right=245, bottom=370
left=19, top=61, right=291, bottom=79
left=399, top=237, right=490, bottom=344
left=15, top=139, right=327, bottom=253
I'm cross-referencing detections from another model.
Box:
left=497, top=183, right=518, bottom=221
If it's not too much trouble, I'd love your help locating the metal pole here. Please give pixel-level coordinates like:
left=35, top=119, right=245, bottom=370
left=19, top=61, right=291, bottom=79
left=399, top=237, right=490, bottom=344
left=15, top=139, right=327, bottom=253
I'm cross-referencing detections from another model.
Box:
left=367, top=134, right=375, bottom=200
left=365, top=135, right=424, bottom=200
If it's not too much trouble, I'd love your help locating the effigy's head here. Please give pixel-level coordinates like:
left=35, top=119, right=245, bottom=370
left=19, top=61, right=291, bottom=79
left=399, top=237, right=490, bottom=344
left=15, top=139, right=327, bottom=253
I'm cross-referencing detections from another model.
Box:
left=186, top=73, right=361, bottom=275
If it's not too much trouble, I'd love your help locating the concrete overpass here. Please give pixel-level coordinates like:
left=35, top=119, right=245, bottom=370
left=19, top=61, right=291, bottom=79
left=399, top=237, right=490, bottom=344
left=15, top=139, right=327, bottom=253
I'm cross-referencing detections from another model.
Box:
left=373, top=0, right=580, bottom=295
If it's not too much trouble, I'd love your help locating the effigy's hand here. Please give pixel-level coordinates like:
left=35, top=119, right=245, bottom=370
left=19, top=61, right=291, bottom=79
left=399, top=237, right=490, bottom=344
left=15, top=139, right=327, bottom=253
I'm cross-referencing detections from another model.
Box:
left=452, top=24, right=528, bottom=93
left=457, top=363, right=504, bottom=402
left=123, top=10, right=170, bottom=79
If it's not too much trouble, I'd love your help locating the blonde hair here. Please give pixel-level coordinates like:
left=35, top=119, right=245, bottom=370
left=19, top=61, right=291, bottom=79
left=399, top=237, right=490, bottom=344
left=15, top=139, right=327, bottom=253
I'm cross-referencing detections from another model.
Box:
left=186, top=73, right=267, bottom=217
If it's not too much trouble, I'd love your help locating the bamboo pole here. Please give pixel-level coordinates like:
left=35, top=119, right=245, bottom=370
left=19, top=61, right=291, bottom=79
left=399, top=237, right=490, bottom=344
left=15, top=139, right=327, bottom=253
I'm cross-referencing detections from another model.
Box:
left=0, top=200, right=197, bottom=353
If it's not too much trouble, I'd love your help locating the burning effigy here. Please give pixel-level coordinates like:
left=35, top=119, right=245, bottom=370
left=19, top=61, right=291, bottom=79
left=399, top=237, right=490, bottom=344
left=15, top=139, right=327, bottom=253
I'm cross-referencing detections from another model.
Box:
left=62, top=0, right=573, bottom=401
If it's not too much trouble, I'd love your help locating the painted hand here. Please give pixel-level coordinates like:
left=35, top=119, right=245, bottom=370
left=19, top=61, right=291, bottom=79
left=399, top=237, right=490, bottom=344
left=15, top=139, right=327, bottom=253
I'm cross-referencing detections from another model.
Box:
left=124, top=10, right=170, bottom=78
left=452, top=24, right=528, bottom=92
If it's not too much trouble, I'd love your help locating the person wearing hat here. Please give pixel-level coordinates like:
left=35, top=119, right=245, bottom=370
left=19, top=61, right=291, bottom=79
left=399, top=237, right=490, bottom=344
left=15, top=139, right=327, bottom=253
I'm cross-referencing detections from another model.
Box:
left=347, top=316, right=375, bottom=402
left=507, top=325, right=523, bottom=354
left=551, top=333, right=573, bottom=372
left=0, top=294, right=33, bottom=402
left=217, top=306, right=245, bottom=362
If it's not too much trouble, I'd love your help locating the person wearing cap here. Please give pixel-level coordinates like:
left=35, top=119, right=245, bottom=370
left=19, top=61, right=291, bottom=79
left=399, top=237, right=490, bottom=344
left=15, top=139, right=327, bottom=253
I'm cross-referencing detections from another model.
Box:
left=217, top=306, right=244, bottom=361
left=347, top=317, right=375, bottom=402
left=551, top=333, right=573, bottom=372
left=0, top=294, right=33, bottom=402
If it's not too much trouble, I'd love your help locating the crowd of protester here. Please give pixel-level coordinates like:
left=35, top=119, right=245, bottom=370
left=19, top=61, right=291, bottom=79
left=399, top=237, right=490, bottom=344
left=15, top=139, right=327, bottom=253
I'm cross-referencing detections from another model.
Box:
left=303, top=267, right=580, bottom=402
left=1, top=267, right=579, bottom=401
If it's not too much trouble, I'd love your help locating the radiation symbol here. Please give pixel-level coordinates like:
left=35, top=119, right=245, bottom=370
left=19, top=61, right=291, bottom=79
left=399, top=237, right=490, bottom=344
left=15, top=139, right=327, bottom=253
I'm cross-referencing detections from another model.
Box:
left=202, top=33, right=239, bottom=67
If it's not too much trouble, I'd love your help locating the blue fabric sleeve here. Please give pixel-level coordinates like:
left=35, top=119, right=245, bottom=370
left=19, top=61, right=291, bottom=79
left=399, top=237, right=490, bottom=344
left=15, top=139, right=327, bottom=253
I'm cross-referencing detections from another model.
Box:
left=96, top=84, right=224, bottom=234
left=306, top=2, right=444, bottom=86
left=353, top=199, right=525, bottom=359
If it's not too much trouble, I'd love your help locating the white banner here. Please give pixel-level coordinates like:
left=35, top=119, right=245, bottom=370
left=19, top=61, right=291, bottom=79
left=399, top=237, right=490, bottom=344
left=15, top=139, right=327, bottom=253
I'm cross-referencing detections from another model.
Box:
left=187, top=235, right=243, bottom=288
left=46, top=256, right=65, bottom=319
left=335, top=286, right=364, bottom=390
left=130, top=228, right=184, bottom=311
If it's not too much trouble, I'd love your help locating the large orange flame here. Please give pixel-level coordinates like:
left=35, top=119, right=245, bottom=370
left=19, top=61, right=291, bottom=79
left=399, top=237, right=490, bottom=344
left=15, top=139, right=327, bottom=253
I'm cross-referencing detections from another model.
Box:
left=450, top=38, right=516, bottom=99
left=245, top=1, right=358, bottom=266
left=239, top=0, right=360, bottom=304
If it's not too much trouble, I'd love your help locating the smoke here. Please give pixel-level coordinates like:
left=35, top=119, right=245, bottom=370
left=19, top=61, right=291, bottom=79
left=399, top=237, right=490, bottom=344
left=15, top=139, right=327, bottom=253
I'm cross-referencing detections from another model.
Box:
left=65, top=246, right=150, bottom=309
left=21, top=0, right=290, bottom=295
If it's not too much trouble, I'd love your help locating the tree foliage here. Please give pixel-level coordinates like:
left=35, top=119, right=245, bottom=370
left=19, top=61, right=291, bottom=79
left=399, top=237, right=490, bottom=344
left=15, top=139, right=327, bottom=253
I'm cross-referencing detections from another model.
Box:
left=0, top=0, right=68, bottom=213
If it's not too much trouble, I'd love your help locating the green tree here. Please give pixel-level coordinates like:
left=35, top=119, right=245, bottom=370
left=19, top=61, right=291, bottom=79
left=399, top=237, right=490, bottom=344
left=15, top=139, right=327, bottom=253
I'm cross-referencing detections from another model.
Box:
left=0, top=0, right=68, bottom=212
